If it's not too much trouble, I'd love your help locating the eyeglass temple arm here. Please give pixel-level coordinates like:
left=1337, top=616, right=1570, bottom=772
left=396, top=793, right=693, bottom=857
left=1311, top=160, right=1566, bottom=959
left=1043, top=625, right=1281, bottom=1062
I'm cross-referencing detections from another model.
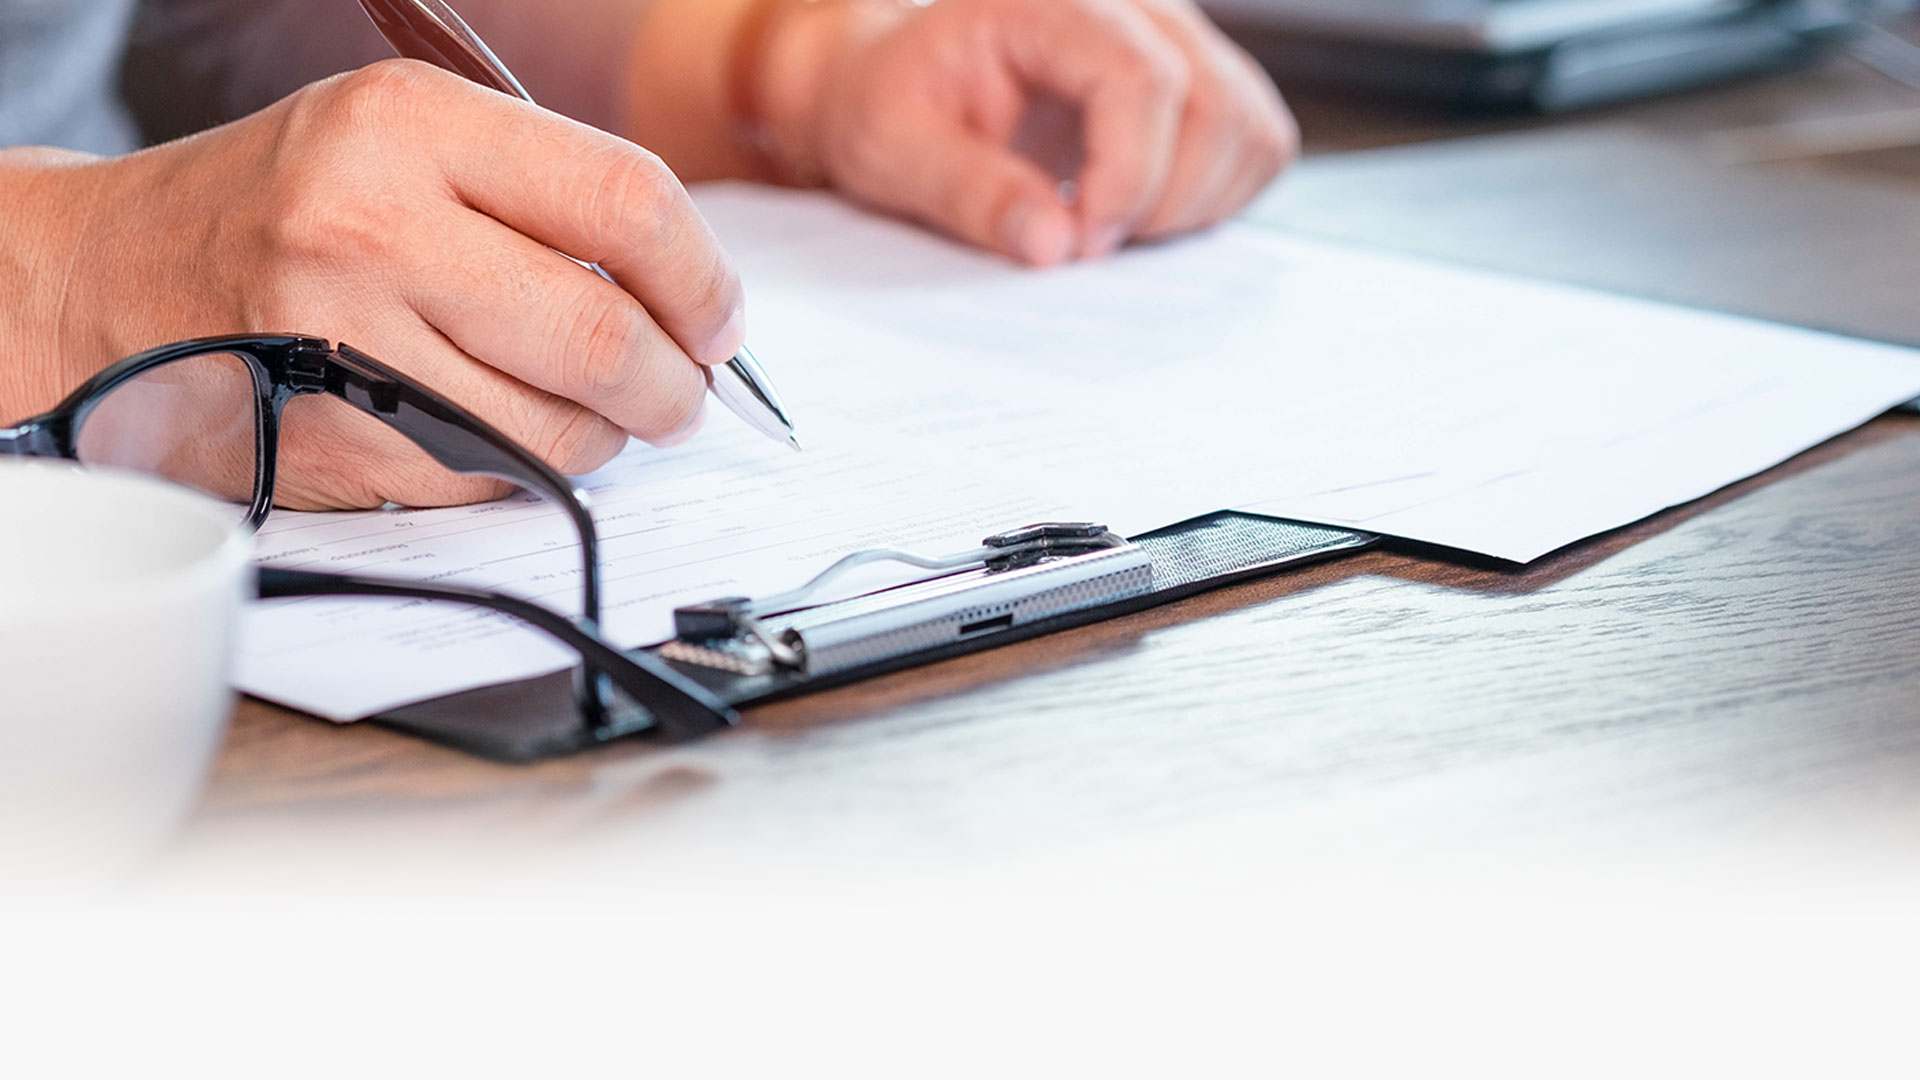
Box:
left=318, top=344, right=604, bottom=623
left=256, top=567, right=738, bottom=742
left=311, top=342, right=625, bottom=732
left=0, top=423, right=59, bottom=457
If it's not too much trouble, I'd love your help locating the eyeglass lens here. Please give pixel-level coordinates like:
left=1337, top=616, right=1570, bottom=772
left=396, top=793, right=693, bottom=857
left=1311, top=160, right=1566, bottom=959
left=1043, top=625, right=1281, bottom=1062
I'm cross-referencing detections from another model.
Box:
left=74, top=351, right=259, bottom=527
left=69, top=340, right=668, bottom=734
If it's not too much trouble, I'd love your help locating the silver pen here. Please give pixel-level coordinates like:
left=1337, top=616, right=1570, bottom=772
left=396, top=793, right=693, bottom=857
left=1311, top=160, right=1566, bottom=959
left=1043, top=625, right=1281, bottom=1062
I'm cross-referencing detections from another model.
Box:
left=359, top=0, right=802, bottom=451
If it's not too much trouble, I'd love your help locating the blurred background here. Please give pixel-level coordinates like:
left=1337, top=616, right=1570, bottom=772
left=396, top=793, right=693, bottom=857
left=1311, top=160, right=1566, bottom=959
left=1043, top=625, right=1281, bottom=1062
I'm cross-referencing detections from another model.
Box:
left=1207, top=0, right=1917, bottom=111
left=116, top=1, right=1920, bottom=184
left=1195, top=0, right=1920, bottom=176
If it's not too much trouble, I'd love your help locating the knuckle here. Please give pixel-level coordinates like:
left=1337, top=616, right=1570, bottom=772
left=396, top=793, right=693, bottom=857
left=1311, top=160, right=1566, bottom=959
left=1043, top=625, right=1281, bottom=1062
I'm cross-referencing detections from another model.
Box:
left=559, top=295, right=649, bottom=403
left=259, top=175, right=386, bottom=266
left=585, top=147, right=679, bottom=249
left=1274, top=111, right=1302, bottom=167
left=260, top=69, right=443, bottom=272
left=239, top=184, right=374, bottom=329
left=321, top=60, right=439, bottom=133
left=684, top=256, right=744, bottom=343
left=644, top=368, right=707, bottom=442
left=1127, top=42, right=1192, bottom=100
left=536, top=410, right=626, bottom=475
left=643, top=229, right=742, bottom=352
left=1257, top=112, right=1300, bottom=176
left=1182, top=83, right=1226, bottom=138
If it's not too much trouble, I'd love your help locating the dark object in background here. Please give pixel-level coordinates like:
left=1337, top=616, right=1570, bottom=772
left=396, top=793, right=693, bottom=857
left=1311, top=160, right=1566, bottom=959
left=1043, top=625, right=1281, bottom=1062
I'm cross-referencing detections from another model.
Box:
left=1206, top=0, right=1915, bottom=111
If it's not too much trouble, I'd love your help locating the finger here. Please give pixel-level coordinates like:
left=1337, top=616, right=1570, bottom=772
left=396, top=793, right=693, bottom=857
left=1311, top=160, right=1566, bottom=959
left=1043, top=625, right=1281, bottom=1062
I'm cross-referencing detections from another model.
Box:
left=1127, top=6, right=1236, bottom=237
left=275, top=393, right=509, bottom=511
left=1217, top=47, right=1301, bottom=206
left=1209, top=55, right=1300, bottom=222
left=275, top=324, right=630, bottom=511
left=1214, top=126, right=1292, bottom=225
left=995, top=0, right=1192, bottom=255
left=403, top=207, right=710, bottom=444
left=1132, top=10, right=1286, bottom=237
left=1134, top=74, right=1244, bottom=238
left=847, top=112, right=1079, bottom=267
left=374, top=62, right=748, bottom=367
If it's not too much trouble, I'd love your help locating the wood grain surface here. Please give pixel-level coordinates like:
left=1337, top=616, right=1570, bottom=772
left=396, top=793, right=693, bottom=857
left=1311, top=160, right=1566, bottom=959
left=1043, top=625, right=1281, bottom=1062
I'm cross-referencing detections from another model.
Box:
left=179, top=31, right=1920, bottom=875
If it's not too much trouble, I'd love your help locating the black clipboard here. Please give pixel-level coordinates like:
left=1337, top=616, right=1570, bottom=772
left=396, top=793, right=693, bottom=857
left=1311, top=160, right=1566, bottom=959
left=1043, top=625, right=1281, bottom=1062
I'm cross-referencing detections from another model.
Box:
left=374, top=513, right=1375, bottom=762
left=364, top=128, right=1920, bottom=762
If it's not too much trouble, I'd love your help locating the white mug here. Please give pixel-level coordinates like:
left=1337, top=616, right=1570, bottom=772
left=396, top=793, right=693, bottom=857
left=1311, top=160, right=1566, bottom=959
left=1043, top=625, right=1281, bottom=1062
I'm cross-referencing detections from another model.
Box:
left=0, top=459, right=253, bottom=877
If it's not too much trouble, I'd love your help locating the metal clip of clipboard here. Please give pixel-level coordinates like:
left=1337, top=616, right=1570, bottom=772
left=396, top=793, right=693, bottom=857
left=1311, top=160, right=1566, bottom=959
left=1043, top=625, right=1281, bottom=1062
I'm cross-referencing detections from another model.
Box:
left=374, top=513, right=1380, bottom=761
left=661, top=523, right=1155, bottom=679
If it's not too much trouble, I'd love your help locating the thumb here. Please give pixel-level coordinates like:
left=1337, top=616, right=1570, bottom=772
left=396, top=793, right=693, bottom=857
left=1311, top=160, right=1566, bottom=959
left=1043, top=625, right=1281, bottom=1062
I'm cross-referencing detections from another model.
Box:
left=852, top=118, right=1079, bottom=267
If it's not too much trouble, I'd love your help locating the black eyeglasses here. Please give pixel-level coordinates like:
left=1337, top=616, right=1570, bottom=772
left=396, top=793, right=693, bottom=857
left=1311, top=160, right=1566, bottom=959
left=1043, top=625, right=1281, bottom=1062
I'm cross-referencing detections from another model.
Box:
left=0, top=334, right=736, bottom=743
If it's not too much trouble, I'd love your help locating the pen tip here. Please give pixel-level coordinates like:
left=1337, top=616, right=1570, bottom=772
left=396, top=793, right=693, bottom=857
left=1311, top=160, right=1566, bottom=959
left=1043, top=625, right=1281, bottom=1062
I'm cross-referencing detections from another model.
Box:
left=787, top=434, right=804, bottom=452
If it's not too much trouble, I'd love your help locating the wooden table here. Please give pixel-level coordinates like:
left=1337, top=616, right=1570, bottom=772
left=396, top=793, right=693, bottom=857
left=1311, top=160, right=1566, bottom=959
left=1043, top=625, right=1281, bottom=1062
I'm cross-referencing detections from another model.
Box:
left=182, top=30, right=1920, bottom=879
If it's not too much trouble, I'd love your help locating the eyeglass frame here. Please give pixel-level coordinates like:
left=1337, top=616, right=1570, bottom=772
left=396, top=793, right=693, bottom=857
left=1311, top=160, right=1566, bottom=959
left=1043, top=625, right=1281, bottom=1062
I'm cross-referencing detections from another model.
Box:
left=0, top=333, right=736, bottom=744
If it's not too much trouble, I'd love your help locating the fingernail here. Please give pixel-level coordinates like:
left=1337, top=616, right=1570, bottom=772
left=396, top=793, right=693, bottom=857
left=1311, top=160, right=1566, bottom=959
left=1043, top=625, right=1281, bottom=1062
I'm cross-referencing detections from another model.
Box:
left=704, top=306, right=747, bottom=366
left=1002, top=201, right=1075, bottom=267
left=1083, top=225, right=1127, bottom=261
left=654, top=396, right=708, bottom=448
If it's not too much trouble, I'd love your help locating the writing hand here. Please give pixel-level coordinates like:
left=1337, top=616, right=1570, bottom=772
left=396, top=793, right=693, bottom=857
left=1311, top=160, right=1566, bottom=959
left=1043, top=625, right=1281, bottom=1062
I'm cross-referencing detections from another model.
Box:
left=3, top=61, right=743, bottom=509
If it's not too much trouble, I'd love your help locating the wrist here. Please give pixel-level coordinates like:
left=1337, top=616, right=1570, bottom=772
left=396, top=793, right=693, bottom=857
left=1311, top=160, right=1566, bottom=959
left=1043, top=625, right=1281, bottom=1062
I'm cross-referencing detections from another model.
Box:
left=622, top=0, right=767, bottom=182
left=0, top=148, right=112, bottom=419
left=741, top=0, right=916, bottom=186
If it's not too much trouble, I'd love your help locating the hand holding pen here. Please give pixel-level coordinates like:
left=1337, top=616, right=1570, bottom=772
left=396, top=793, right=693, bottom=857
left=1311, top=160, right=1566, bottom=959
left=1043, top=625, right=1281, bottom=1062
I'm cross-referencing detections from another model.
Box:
left=359, top=0, right=800, bottom=452
left=1, top=57, right=771, bottom=514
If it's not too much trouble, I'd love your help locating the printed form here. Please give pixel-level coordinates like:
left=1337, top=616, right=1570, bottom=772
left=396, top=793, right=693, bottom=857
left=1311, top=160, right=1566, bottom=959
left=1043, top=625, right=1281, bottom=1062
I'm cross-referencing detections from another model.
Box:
left=237, top=184, right=1920, bottom=720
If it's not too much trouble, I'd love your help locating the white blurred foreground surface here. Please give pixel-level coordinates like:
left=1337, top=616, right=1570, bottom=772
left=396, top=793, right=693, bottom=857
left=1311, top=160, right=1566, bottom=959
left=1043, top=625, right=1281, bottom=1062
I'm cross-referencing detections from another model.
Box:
left=0, top=461, right=250, bottom=879
left=5, top=859, right=1919, bottom=1079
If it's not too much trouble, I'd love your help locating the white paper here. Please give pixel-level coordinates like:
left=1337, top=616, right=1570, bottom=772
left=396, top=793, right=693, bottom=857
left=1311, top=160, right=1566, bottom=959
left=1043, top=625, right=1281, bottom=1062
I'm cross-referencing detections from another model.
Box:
left=235, top=184, right=1920, bottom=720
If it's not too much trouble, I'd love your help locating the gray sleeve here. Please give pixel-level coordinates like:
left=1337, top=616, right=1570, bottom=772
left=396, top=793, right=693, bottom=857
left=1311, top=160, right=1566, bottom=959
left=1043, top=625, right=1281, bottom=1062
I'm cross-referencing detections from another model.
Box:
left=130, top=0, right=647, bottom=133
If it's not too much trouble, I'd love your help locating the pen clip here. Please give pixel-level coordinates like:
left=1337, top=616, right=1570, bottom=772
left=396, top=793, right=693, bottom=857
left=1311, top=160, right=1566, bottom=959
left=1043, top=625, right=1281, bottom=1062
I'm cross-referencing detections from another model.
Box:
left=357, top=0, right=533, bottom=102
